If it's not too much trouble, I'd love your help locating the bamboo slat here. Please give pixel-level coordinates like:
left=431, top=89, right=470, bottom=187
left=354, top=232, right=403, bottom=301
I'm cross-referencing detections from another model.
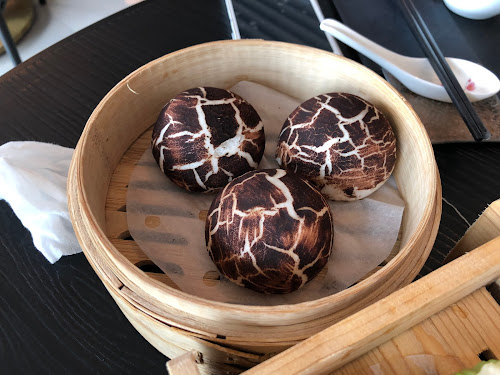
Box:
left=242, top=236, right=500, bottom=375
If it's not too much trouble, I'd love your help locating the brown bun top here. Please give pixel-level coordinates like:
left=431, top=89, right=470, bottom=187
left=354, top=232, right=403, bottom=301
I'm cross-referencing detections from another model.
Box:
left=152, top=87, right=265, bottom=192
left=276, top=92, right=396, bottom=201
left=205, top=168, right=333, bottom=294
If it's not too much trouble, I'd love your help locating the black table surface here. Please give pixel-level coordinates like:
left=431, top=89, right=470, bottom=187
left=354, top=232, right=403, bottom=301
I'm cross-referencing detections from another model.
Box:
left=0, top=0, right=499, bottom=373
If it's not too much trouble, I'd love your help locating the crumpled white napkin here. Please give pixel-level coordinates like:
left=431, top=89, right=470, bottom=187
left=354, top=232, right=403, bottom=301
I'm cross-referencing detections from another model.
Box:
left=0, top=141, right=82, bottom=263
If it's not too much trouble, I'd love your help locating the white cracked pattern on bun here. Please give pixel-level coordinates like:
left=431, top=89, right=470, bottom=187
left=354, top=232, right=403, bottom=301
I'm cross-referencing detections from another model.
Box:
left=205, top=168, right=333, bottom=294
left=276, top=93, right=396, bottom=201
left=152, top=87, right=265, bottom=192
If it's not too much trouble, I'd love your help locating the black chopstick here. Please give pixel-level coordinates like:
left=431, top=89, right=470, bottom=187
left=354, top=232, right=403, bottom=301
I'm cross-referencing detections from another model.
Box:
left=397, top=0, right=491, bottom=142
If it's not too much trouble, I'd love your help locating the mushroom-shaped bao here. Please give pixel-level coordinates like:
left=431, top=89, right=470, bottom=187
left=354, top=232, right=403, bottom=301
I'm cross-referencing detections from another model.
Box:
left=152, top=87, right=265, bottom=192
left=205, top=169, right=333, bottom=294
left=276, top=93, right=396, bottom=201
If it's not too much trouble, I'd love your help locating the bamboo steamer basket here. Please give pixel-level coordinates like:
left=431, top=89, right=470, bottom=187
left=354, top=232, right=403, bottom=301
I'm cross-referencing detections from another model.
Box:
left=68, top=40, right=441, bottom=374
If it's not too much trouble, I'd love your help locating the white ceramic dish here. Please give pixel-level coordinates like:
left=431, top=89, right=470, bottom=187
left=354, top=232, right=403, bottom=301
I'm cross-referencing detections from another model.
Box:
left=443, top=0, right=500, bottom=20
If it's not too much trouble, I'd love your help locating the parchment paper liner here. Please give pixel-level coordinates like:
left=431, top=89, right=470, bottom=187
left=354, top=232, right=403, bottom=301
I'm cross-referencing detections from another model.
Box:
left=126, top=82, right=405, bottom=306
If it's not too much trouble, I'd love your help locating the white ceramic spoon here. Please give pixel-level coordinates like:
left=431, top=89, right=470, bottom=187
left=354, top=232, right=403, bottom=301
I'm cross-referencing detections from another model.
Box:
left=320, top=18, right=500, bottom=103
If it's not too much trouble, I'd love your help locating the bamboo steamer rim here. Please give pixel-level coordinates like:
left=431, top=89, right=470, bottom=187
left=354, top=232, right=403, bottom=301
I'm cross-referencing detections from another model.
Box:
left=71, top=40, right=438, bottom=318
